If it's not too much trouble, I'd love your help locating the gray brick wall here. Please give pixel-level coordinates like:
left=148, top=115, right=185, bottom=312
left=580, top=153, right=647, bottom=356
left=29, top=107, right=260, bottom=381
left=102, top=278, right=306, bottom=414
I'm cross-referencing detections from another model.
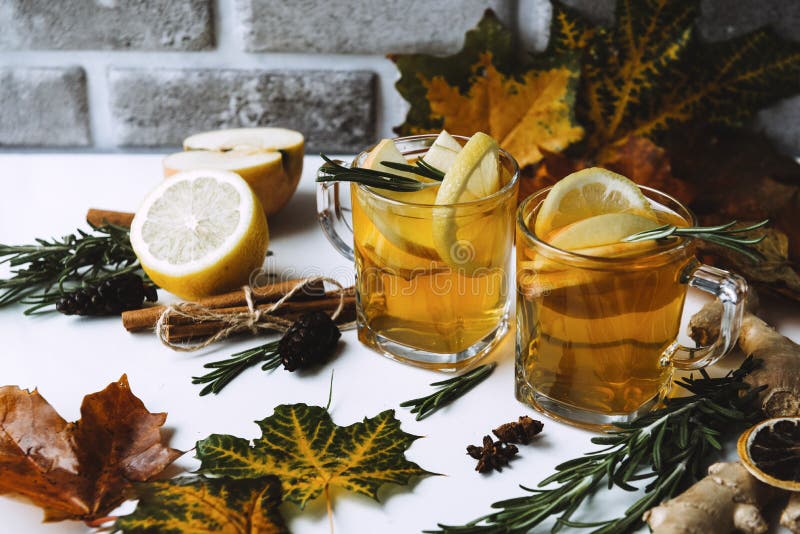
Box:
left=0, top=0, right=214, bottom=50
left=0, top=67, right=90, bottom=147
left=0, top=0, right=797, bottom=154
left=108, top=68, right=375, bottom=152
left=236, top=0, right=512, bottom=54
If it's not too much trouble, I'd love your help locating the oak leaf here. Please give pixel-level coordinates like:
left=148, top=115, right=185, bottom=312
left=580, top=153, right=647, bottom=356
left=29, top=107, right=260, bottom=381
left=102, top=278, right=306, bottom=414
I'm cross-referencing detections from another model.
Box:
left=391, top=10, right=584, bottom=168
left=550, top=0, right=800, bottom=151
left=195, top=404, right=435, bottom=508
left=0, top=376, right=181, bottom=522
left=115, top=476, right=287, bottom=534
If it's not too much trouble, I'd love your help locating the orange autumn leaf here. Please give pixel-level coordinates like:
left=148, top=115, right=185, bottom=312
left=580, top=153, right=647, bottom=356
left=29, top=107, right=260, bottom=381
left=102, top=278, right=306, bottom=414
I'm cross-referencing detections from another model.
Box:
left=0, top=375, right=181, bottom=522
left=392, top=10, right=583, bottom=168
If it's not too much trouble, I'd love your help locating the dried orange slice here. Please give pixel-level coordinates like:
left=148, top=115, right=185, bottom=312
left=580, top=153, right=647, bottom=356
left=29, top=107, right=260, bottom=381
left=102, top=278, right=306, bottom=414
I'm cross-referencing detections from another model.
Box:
left=738, top=417, right=800, bottom=491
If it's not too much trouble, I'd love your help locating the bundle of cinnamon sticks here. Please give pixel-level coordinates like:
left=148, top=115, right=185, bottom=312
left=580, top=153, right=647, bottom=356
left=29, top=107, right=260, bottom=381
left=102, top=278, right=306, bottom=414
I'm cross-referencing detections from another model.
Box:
left=122, top=278, right=355, bottom=343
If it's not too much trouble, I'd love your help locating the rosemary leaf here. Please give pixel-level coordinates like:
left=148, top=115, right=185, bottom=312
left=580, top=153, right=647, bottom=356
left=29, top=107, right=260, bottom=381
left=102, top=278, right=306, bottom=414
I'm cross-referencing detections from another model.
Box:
left=316, top=154, right=443, bottom=191
left=400, top=363, right=496, bottom=420
left=192, top=340, right=281, bottom=396
left=0, top=224, right=148, bottom=313
left=429, top=357, right=764, bottom=533
left=623, top=219, right=769, bottom=263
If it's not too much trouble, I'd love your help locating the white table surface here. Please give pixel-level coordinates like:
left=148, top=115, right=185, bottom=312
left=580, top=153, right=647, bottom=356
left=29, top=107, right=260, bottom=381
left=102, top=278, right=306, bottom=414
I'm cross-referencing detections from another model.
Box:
left=1, top=154, right=798, bottom=534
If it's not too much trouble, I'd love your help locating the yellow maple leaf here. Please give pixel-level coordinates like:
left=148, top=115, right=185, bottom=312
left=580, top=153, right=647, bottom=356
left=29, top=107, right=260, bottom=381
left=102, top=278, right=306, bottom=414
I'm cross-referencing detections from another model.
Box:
left=393, top=11, right=584, bottom=169
left=415, top=53, right=584, bottom=168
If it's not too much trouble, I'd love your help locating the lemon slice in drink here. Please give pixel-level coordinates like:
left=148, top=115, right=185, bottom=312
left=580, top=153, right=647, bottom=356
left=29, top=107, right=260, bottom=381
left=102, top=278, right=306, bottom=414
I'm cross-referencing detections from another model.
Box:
left=547, top=213, right=661, bottom=251
left=431, top=132, right=501, bottom=272
left=359, top=138, right=440, bottom=260
left=534, top=167, right=656, bottom=238
left=130, top=169, right=269, bottom=300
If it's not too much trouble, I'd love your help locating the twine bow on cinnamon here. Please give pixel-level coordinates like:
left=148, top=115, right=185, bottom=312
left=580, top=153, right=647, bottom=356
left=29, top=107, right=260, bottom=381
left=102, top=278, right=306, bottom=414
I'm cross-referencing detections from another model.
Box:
left=155, top=277, right=353, bottom=351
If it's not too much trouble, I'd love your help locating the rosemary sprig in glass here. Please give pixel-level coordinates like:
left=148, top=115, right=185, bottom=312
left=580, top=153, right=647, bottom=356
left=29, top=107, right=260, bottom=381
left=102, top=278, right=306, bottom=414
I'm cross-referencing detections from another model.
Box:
left=0, top=223, right=148, bottom=314
left=624, top=220, right=769, bottom=263
left=316, top=154, right=444, bottom=192
left=401, top=363, right=496, bottom=420
left=192, top=340, right=282, bottom=396
left=430, top=357, right=764, bottom=533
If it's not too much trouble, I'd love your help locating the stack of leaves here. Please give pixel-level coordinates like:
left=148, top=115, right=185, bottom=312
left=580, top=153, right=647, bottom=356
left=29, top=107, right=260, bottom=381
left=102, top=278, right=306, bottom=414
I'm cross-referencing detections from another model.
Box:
left=391, top=1, right=800, bottom=302
left=0, top=382, right=435, bottom=532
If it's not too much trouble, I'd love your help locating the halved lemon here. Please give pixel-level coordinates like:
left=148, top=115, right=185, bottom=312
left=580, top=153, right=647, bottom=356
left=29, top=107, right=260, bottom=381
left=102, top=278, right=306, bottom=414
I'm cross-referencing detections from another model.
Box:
left=130, top=169, right=269, bottom=300
left=534, top=167, right=656, bottom=238
left=738, top=417, right=800, bottom=491
left=431, top=132, right=502, bottom=272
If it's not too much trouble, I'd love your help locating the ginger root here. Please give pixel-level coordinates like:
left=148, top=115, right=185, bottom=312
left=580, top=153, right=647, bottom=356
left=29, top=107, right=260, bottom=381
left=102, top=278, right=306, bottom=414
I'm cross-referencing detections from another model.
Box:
left=688, top=295, right=800, bottom=418
left=644, top=462, right=776, bottom=534
left=782, top=492, right=800, bottom=533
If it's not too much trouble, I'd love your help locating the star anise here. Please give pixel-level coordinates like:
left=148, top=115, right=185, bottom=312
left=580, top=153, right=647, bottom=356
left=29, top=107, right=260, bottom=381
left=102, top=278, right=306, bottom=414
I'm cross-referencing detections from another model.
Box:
left=493, top=416, right=544, bottom=444
left=466, top=435, right=518, bottom=473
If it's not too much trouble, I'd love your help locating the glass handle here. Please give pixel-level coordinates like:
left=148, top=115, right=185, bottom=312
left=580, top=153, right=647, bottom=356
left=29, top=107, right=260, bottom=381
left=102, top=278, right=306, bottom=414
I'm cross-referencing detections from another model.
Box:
left=667, top=263, right=748, bottom=370
left=316, top=169, right=354, bottom=261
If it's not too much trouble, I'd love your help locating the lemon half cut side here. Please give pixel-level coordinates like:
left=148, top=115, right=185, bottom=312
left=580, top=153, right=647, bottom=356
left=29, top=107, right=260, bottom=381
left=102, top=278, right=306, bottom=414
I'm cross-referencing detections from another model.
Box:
left=130, top=169, right=269, bottom=301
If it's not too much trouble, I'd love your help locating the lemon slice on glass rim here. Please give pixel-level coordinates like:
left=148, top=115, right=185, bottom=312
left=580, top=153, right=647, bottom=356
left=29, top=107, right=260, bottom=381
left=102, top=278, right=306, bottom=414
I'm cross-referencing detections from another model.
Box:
left=130, top=169, right=269, bottom=301
left=534, top=167, right=657, bottom=239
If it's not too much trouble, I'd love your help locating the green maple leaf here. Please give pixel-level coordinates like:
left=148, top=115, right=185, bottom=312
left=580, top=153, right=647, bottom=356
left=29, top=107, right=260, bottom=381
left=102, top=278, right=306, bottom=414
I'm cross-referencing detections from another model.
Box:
left=550, top=0, right=800, bottom=152
left=195, top=404, right=435, bottom=509
left=114, top=476, right=286, bottom=534
left=391, top=10, right=584, bottom=168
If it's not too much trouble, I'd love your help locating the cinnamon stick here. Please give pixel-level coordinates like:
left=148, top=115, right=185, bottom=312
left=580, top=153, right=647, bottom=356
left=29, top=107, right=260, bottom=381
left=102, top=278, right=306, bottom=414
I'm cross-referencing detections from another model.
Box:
left=163, top=295, right=356, bottom=343
left=86, top=208, right=135, bottom=228
left=122, top=278, right=327, bottom=332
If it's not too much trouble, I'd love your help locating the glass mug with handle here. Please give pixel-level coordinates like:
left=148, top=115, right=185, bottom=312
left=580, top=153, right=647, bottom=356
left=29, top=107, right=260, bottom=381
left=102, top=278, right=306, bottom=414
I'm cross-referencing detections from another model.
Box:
left=317, top=134, right=519, bottom=370
left=515, top=185, right=747, bottom=428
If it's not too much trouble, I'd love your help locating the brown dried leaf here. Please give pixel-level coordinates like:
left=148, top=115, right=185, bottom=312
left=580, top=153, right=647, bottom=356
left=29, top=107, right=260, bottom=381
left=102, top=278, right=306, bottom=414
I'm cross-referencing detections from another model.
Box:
left=0, top=376, right=181, bottom=522
left=698, top=226, right=800, bottom=302
left=598, top=137, right=696, bottom=206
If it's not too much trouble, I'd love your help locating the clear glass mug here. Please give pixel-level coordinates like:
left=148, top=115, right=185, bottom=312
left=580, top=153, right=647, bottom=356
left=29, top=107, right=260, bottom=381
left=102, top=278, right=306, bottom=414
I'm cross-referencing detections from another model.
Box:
left=317, top=135, right=519, bottom=370
left=515, top=187, right=747, bottom=428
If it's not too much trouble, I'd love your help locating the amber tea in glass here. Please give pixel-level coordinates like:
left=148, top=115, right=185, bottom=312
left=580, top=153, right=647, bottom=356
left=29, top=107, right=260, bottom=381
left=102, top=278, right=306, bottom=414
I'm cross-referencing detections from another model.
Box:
left=515, top=187, right=747, bottom=427
left=318, top=135, right=519, bottom=370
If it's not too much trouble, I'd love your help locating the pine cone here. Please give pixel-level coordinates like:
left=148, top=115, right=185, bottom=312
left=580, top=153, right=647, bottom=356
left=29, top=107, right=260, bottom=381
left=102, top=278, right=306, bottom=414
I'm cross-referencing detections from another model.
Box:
left=279, top=311, right=341, bottom=371
left=56, top=273, right=157, bottom=316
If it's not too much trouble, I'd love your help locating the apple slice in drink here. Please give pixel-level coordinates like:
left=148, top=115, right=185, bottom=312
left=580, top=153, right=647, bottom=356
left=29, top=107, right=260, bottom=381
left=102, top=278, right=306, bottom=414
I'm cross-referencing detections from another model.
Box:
left=164, top=127, right=304, bottom=216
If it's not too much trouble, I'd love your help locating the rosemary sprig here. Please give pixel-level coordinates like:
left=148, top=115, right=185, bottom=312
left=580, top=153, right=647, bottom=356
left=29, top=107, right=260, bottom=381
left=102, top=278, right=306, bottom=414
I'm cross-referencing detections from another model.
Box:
left=0, top=223, right=148, bottom=314
left=401, top=363, right=496, bottom=420
left=192, top=340, right=281, bottom=396
left=316, top=154, right=444, bottom=192
left=624, top=220, right=769, bottom=263
left=430, top=357, right=764, bottom=533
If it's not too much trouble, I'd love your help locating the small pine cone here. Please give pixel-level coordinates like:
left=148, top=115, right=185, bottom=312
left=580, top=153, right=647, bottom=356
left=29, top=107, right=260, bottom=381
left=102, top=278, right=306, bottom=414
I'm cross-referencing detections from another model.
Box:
left=279, top=312, right=341, bottom=371
left=97, top=273, right=156, bottom=313
left=493, top=416, right=544, bottom=444
left=56, top=274, right=156, bottom=316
